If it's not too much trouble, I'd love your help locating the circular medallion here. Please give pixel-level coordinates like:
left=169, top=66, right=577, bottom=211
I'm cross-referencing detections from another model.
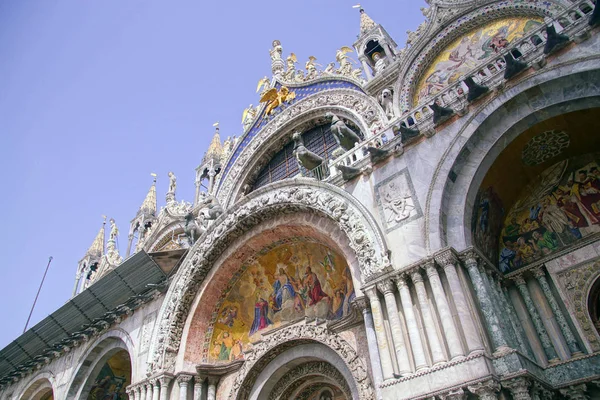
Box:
left=521, top=130, right=570, bottom=166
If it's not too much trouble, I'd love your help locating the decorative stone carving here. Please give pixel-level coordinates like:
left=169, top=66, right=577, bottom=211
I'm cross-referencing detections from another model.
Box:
left=146, top=179, right=388, bottom=375
left=503, top=377, right=532, bottom=400
left=521, top=130, right=570, bottom=166
left=375, top=169, right=422, bottom=232
left=268, top=361, right=351, bottom=400
left=559, top=384, right=589, bottom=400
left=439, top=388, right=466, bottom=400
left=228, top=325, right=373, bottom=400
left=557, top=261, right=600, bottom=351
left=468, top=380, right=501, bottom=400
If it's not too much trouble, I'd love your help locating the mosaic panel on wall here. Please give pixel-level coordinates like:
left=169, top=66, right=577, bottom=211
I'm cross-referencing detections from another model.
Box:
left=207, top=240, right=354, bottom=363
left=498, top=154, right=600, bottom=273
left=414, top=16, right=542, bottom=106
left=86, top=351, right=130, bottom=400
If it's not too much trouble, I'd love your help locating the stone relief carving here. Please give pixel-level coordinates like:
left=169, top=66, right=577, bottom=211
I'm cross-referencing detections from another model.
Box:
left=217, top=89, right=387, bottom=206
left=557, top=261, right=600, bottom=351
left=140, top=314, right=156, bottom=353
left=268, top=361, right=351, bottom=400
left=228, top=325, right=373, bottom=400
left=146, top=180, right=389, bottom=375
left=375, top=169, right=423, bottom=232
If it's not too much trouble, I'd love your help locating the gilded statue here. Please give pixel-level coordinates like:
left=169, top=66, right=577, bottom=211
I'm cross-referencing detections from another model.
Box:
left=260, top=86, right=296, bottom=116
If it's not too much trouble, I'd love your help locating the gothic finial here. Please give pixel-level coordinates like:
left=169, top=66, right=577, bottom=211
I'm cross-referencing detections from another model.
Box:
left=86, top=217, right=106, bottom=258
left=138, top=174, right=157, bottom=216
left=203, top=125, right=223, bottom=165
left=354, top=4, right=376, bottom=35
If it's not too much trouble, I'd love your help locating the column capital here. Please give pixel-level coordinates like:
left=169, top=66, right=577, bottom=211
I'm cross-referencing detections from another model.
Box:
left=351, top=296, right=369, bottom=312
left=365, top=286, right=379, bottom=301
left=531, top=266, right=546, bottom=279
left=377, top=279, right=396, bottom=294
left=158, top=374, right=174, bottom=386
left=435, top=250, right=458, bottom=267
left=424, top=260, right=439, bottom=277
left=393, top=274, right=409, bottom=289
left=559, top=383, right=588, bottom=399
left=410, top=269, right=424, bottom=284
left=177, top=373, right=194, bottom=384
left=467, top=379, right=500, bottom=399
left=503, top=377, right=532, bottom=400
left=150, top=377, right=160, bottom=386
left=439, top=388, right=466, bottom=400
left=511, top=273, right=527, bottom=286
left=459, top=250, right=479, bottom=268
left=207, top=375, right=220, bottom=386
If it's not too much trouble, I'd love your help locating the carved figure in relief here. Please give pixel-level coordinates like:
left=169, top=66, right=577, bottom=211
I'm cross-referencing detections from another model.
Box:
left=241, top=104, right=257, bottom=129
left=293, top=132, right=323, bottom=171
left=183, top=212, right=204, bottom=245
left=322, top=62, right=336, bottom=76
left=283, top=53, right=297, bottom=81
left=256, top=76, right=271, bottom=95
left=326, top=112, right=361, bottom=151
left=202, top=195, right=224, bottom=220
left=269, top=40, right=282, bottom=61
left=295, top=70, right=305, bottom=83
left=168, top=171, right=177, bottom=193
left=305, top=56, right=319, bottom=80
left=109, top=218, right=119, bottom=241
left=372, top=52, right=386, bottom=75
left=336, top=46, right=354, bottom=75
left=260, top=86, right=296, bottom=116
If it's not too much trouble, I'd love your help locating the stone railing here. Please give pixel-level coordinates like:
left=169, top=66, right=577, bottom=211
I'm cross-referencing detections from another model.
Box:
left=324, top=0, right=595, bottom=181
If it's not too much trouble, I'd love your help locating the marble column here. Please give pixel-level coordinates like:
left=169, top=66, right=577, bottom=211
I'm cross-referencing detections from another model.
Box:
left=482, top=269, right=518, bottom=349
left=375, top=282, right=412, bottom=375
left=365, top=287, right=399, bottom=379
left=394, top=275, right=428, bottom=370
left=354, top=297, right=383, bottom=399
left=513, top=274, right=559, bottom=363
left=533, top=267, right=582, bottom=355
left=126, top=388, right=134, bottom=400
left=425, top=261, right=463, bottom=359
left=159, top=375, right=172, bottom=400
left=152, top=379, right=160, bottom=400
left=177, top=374, right=193, bottom=400
left=503, top=377, right=532, bottom=400
left=360, top=56, right=374, bottom=80
left=411, top=269, right=445, bottom=364
left=207, top=376, right=219, bottom=400
left=145, top=382, right=153, bottom=400
left=436, top=252, right=484, bottom=353
left=495, top=280, right=532, bottom=358
left=467, top=379, right=500, bottom=400
left=462, top=252, right=510, bottom=353
left=134, top=385, right=141, bottom=400
left=193, top=376, right=204, bottom=400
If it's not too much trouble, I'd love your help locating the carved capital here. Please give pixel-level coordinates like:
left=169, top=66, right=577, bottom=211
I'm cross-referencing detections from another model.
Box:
left=377, top=279, right=396, bottom=295
left=352, top=296, right=369, bottom=312
left=532, top=266, right=546, bottom=279
left=435, top=250, right=458, bottom=268
left=512, top=274, right=527, bottom=287
left=365, top=287, right=379, bottom=301
left=468, top=380, right=500, bottom=400
left=503, top=377, right=532, bottom=400
left=559, top=384, right=588, bottom=399
left=207, top=375, right=220, bottom=386
left=177, top=373, right=194, bottom=385
left=393, top=274, right=409, bottom=289
left=424, top=260, right=439, bottom=278
left=439, top=388, right=466, bottom=400
left=460, top=250, right=479, bottom=269
left=410, top=269, right=424, bottom=284
left=158, top=374, right=173, bottom=386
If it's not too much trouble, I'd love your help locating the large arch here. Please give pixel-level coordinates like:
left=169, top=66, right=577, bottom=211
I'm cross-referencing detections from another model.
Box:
left=424, top=59, right=600, bottom=254
left=146, top=178, right=389, bottom=374
left=65, top=329, right=134, bottom=399
left=228, top=325, right=373, bottom=400
left=216, top=88, right=388, bottom=207
left=16, top=373, right=55, bottom=400
left=393, top=0, right=567, bottom=111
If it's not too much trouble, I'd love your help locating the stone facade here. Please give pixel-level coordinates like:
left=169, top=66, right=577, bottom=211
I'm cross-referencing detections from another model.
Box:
left=3, top=1, right=600, bottom=399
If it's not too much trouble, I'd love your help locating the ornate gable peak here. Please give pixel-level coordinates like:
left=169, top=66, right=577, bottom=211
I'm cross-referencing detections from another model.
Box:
left=83, top=218, right=106, bottom=260
left=202, top=125, right=223, bottom=166
left=358, top=7, right=377, bottom=36
left=137, top=177, right=157, bottom=217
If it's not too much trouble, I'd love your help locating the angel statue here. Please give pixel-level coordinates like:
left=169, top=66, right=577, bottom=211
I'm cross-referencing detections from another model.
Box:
left=260, top=86, right=296, bottom=116
left=269, top=40, right=283, bottom=61
left=336, top=46, right=354, bottom=75
left=322, top=62, right=336, bottom=76
left=168, top=171, right=177, bottom=194
left=283, top=53, right=297, bottom=81
left=109, top=218, right=119, bottom=241
left=295, top=70, right=305, bottom=83
left=305, top=56, right=320, bottom=80
left=242, top=104, right=257, bottom=130
left=256, top=76, right=271, bottom=96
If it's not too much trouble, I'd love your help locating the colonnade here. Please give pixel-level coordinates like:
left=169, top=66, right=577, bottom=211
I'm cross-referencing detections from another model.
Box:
left=127, top=373, right=220, bottom=400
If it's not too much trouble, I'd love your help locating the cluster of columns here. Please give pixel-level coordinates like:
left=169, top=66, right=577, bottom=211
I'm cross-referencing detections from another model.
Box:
left=362, top=250, right=484, bottom=381
left=127, top=373, right=220, bottom=400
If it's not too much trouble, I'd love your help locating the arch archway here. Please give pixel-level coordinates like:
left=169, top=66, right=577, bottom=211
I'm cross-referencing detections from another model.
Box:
left=424, top=64, right=600, bottom=254
left=65, top=331, right=134, bottom=399
left=588, top=276, right=600, bottom=336
left=17, top=374, right=55, bottom=400
left=147, top=179, right=388, bottom=374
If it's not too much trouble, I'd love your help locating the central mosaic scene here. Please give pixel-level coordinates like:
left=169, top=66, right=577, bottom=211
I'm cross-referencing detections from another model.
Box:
left=207, top=240, right=354, bottom=362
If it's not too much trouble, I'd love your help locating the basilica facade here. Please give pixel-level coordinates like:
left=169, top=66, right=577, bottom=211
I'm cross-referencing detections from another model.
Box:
left=2, top=1, right=600, bottom=399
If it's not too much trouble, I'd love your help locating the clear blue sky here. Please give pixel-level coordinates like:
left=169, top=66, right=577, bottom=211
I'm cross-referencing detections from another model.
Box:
left=0, top=0, right=424, bottom=348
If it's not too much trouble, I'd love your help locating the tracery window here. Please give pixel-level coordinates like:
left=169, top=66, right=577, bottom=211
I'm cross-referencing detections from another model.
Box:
left=253, top=123, right=361, bottom=190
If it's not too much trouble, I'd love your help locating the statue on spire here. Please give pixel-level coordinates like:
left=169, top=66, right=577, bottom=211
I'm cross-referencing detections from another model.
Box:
left=168, top=171, right=177, bottom=194
left=109, top=218, right=119, bottom=241
left=270, top=40, right=284, bottom=76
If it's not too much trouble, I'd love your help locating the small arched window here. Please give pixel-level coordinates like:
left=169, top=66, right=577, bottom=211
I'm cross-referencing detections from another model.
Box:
left=252, top=122, right=362, bottom=190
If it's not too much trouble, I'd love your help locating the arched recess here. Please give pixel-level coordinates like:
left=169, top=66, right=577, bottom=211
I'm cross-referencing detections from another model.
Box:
left=425, top=63, right=600, bottom=255
left=65, top=329, right=134, bottom=399
left=17, top=373, right=55, bottom=400
left=393, top=0, right=566, bottom=111
left=227, top=326, right=373, bottom=400
left=216, top=88, right=388, bottom=208
left=146, top=178, right=389, bottom=374
left=588, top=275, right=600, bottom=337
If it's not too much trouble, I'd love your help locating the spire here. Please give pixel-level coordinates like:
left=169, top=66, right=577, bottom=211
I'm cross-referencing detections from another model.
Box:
left=202, top=123, right=223, bottom=165
left=86, top=217, right=106, bottom=259
left=356, top=5, right=376, bottom=35
left=138, top=174, right=157, bottom=216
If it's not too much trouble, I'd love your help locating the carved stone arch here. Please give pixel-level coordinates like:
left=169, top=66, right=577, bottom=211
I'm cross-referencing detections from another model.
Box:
left=228, top=325, right=373, bottom=400
left=269, top=361, right=351, bottom=400
left=65, top=328, right=135, bottom=399
left=216, top=88, right=387, bottom=208
left=15, top=372, right=55, bottom=400
left=393, top=0, right=566, bottom=112
left=146, top=178, right=389, bottom=374
left=146, top=221, right=185, bottom=252
left=423, top=61, right=600, bottom=253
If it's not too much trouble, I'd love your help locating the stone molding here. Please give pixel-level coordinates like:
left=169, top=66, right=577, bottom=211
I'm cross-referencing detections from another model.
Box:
left=146, top=179, right=389, bottom=375
left=267, top=361, right=352, bottom=400
left=227, top=325, right=373, bottom=400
